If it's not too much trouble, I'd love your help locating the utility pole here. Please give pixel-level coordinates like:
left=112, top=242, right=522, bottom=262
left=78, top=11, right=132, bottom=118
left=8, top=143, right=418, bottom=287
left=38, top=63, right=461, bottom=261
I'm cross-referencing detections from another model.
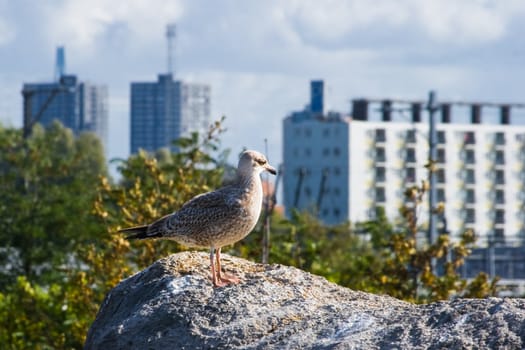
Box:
left=427, top=90, right=439, bottom=272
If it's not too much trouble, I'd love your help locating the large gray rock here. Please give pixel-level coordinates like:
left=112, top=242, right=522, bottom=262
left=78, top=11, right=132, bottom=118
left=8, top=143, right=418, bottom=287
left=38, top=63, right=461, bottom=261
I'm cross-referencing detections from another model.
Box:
left=84, top=252, right=525, bottom=349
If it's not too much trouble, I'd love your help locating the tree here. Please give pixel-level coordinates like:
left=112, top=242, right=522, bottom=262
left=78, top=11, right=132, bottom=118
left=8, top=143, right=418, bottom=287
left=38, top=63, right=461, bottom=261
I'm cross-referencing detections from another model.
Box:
left=0, top=122, right=107, bottom=286
left=360, top=182, right=499, bottom=302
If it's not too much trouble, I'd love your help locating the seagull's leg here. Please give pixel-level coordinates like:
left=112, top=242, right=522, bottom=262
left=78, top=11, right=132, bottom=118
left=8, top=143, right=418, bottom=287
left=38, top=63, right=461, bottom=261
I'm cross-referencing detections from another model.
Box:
left=216, top=247, right=240, bottom=285
left=210, top=247, right=228, bottom=287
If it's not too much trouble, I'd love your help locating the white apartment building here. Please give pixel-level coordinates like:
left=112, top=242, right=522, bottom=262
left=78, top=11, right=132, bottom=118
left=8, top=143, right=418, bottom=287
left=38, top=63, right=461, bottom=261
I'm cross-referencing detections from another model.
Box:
left=283, top=82, right=525, bottom=246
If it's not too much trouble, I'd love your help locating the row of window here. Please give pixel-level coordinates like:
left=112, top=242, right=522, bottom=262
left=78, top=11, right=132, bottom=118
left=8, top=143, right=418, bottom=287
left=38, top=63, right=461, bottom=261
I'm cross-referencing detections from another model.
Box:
left=292, top=147, right=343, bottom=157
left=375, top=129, right=510, bottom=146
left=374, top=147, right=506, bottom=165
left=374, top=167, right=506, bottom=185
left=373, top=186, right=507, bottom=205
left=294, top=167, right=342, bottom=177
left=464, top=209, right=506, bottom=224
left=293, top=127, right=342, bottom=138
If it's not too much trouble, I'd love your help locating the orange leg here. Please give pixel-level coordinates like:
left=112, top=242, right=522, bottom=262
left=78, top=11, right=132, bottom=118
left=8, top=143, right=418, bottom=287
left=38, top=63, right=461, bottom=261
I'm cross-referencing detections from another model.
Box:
left=210, top=248, right=226, bottom=287
left=215, top=247, right=240, bottom=285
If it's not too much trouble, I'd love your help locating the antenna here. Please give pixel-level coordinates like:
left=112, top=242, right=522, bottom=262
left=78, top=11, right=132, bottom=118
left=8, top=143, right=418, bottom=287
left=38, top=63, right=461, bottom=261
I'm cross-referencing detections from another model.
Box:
left=55, top=46, right=66, bottom=81
left=166, top=23, right=176, bottom=76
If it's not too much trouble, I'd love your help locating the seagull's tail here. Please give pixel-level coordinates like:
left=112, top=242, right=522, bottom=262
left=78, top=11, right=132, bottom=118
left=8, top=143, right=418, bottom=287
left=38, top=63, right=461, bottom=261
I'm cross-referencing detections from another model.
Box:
left=119, top=225, right=151, bottom=240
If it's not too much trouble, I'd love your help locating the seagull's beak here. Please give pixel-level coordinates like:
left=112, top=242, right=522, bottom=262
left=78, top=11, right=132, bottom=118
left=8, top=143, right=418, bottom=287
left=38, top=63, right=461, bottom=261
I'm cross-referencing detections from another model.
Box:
left=265, top=164, right=277, bottom=175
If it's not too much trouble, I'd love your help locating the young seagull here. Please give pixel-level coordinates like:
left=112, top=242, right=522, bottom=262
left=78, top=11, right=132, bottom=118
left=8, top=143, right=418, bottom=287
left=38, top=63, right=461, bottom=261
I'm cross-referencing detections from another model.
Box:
left=119, top=150, right=277, bottom=287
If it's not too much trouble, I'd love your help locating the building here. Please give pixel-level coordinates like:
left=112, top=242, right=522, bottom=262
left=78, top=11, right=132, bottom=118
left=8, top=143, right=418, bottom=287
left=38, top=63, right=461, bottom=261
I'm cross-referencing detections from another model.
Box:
left=283, top=81, right=525, bottom=247
left=130, top=73, right=211, bottom=154
left=22, top=50, right=108, bottom=150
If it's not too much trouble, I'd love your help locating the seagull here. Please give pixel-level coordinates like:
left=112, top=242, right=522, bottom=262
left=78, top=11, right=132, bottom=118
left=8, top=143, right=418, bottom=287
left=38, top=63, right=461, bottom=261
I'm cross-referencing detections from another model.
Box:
left=119, top=150, right=277, bottom=287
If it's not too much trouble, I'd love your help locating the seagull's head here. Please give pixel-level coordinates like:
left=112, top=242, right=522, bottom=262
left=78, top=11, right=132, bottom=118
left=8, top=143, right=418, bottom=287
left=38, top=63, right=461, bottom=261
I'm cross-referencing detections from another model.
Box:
left=238, top=150, right=277, bottom=177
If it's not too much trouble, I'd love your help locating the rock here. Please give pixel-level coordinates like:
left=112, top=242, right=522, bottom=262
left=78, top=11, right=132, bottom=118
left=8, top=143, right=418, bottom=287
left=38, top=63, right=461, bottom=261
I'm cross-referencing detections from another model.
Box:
left=84, top=251, right=525, bottom=349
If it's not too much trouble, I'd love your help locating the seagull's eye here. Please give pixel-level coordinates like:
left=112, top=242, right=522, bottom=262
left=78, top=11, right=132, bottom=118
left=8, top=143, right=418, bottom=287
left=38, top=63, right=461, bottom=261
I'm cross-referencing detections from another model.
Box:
left=256, top=159, right=266, bottom=166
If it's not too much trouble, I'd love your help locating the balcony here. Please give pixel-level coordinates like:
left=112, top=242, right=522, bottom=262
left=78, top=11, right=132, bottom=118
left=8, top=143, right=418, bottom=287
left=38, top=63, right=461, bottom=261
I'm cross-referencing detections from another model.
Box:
left=405, top=148, right=417, bottom=164
left=464, top=150, right=476, bottom=166
left=465, top=209, right=476, bottom=224
left=494, top=170, right=505, bottom=186
left=405, top=130, right=416, bottom=144
left=375, top=129, right=386, bottom=143
left=375, top=187, right=386, bottom=203
left=375, top=147, right=386, bottom=163
left=463, top=131, right=476, bottom=147
left=437, top=131, right=446, bottom=144
left=436, top=149, right=446, bottom=164
left=495, top=210, right=505, bottom=224
left=405, top=167, right=416, bottom=184
left=493, top=150, right=505, bottom=168
left=375, top=166, right=386, bottom=183
left=494, top=132, right=506, bottom=148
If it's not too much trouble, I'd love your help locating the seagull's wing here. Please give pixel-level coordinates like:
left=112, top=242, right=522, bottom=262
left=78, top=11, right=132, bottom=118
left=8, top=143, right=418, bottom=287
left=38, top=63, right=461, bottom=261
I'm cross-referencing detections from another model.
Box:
left=147, top=186, right=243, bottom=239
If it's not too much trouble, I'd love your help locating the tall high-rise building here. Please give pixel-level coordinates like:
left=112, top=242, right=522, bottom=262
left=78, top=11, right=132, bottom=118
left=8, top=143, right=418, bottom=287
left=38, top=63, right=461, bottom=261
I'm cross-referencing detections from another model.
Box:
left=130, top=73, right=211, bottom=153
left=21, top=48, right=108, bottom=150
left=283, top=81, right=525, bottom=247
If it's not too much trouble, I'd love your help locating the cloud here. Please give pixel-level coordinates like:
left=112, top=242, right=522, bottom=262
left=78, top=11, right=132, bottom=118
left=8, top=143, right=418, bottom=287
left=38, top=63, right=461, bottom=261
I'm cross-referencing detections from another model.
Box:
left=0, top=0, right=15, bottom=47
left=41, top=0, right=185, bottom=56
left=283, top=0, right=525, bottom=48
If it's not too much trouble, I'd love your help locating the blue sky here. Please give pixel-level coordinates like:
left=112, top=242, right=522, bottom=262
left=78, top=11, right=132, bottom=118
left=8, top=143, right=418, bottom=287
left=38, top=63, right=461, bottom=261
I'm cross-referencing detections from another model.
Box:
left=1, top=0, right=524, bottom=167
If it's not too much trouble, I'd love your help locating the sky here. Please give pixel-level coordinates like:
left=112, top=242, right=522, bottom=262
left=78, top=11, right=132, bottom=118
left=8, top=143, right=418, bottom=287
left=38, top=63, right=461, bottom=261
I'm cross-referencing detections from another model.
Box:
left=1, top=0, right=525, bottom=169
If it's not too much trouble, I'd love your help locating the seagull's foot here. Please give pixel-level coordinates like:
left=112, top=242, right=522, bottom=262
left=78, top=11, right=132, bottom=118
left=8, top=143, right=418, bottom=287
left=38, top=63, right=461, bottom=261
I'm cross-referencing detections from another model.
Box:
left=219, top=272, right=241, bottom=285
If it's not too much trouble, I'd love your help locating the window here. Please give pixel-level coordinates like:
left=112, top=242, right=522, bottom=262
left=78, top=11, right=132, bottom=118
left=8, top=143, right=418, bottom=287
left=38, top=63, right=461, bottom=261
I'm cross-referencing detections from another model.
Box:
left=375, top=129, right=386, bottom=142
left=437, top=168, right=446, bottom=183
left=495, top=170, right=505, bottom=185
left=437, top=149, right=446, bottom=163
left=495, top=190, right=505, bottom=204
left=465, top=189, right=476, bottom=203
left=437, top=189, right=446, bottom=202
left=323, top=128, right=330, bottom=137
left=323, top=148, right=330, bottom=156
left=333, top=147, right=341, bottom=156
left=405, top=148, right=416, bottom=163
left=437, top=131, right=446, bottom=144
left=305, top=128, right=312, bottom=137
left=375, top=187, right=386, bottom=202
left=495, top=210, right=505, bottom=224
left=375, top=167, right=386, bottom=182
left=495, top=150, right=505, bottom=165
left=464, top=131, right=476, bottom=144
left=406, top=167, right=416, bottom=183
left=406, top=130, right=416, bottom=143
left=465, top=169, right=476, bottom=184
left=495, top=132, right=505, bottom=145
left=375, top=147, right=386, bottom=162
left=493, top=229, right=505, bottom=244
left=465, top=209, right=476, bottom=223
left=465, top=150, right=476, bottom=164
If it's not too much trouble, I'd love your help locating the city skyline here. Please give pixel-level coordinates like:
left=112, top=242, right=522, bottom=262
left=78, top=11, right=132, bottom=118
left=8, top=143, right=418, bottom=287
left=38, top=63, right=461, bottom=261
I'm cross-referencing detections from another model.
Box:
left=1, top=1, right=525, bottom=169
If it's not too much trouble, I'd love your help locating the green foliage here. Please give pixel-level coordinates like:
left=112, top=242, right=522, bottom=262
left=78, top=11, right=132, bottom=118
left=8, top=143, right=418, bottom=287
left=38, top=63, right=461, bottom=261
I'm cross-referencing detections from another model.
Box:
left=0, top=122, right=107, bottom=286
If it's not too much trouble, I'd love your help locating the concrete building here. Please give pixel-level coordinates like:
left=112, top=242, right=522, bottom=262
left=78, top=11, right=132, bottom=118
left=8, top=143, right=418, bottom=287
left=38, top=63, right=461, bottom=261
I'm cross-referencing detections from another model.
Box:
left=22, top=74, right=109, bottom=149
left=130, top=73, right=210, bottom=154
left=283, top=81, right=525, bottom=247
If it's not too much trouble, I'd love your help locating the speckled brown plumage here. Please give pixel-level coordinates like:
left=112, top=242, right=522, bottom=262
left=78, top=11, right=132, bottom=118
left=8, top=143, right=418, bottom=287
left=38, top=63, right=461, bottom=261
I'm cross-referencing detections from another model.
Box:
left=119, top=150, right=276, bottom=287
